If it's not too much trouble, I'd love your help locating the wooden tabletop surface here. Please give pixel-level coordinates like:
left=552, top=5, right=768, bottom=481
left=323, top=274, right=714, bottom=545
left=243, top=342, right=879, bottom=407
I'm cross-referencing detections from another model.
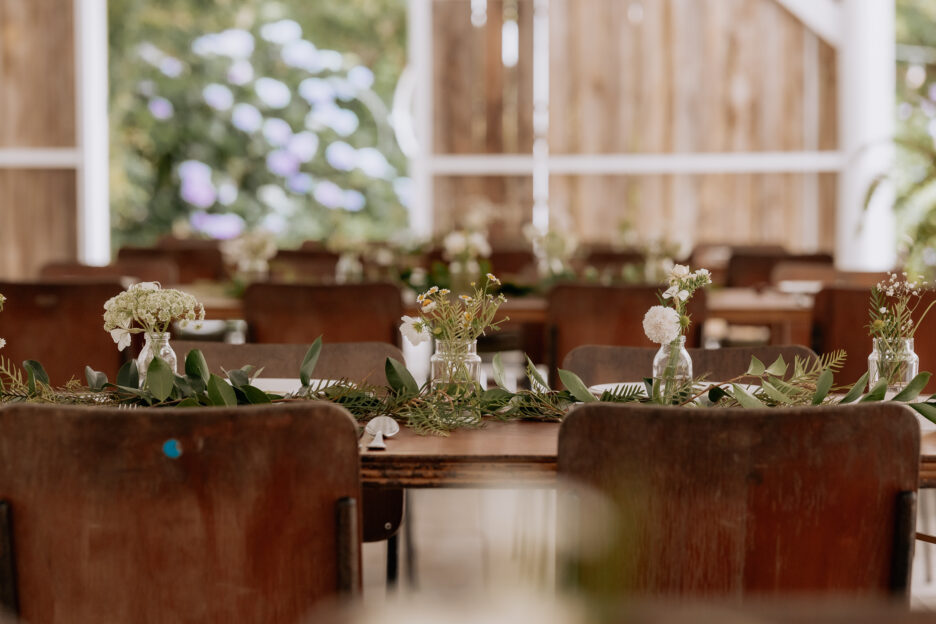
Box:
left=361, top=419, right=936, bottom=489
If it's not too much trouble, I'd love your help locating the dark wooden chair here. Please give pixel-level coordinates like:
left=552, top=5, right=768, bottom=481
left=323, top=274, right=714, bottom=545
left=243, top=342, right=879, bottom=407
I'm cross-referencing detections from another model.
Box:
left=243, top=283, right=403, bottom=345
left=39, top=260, right=180, bottom=285
left=171, top=340, right=406, bottom=581
left=770, top=262, right=888, bottom=290
left=269, top=248, right=340, bottom=283
left=812, top=286, right=936, bottom=393
left=171, top=341, right=401, bottom=388
left=118, top=240, right=226, bottom=284
left=558, top=402, right=919, bottom=598
left=546, top=284, right=707, bottom=381
left=562, top=344, right=818, bottom=386
left=0, top=402, right=360, bottom=622
left=488, top=247, right=536, bottom=278
left=725, top=251, right=833, bottom=288
left=0, top=280, right=126, bottom=383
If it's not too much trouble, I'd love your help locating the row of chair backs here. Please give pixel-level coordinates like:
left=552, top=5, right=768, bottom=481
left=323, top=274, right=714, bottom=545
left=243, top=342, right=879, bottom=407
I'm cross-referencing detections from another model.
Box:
left=561, top=344, right=817, bottom=386
left=0, top=402, right=361, bottom=622
left=0, top=280, right=126, bottom=383
left=813, top=286, right=936, bottom=392
left=559, top=402, right=919, bottom=598
left=117, top=243, right=227, bottom=284
left=40, top=260, right=180, bottom=285
left=546, top=284, right=707, bottom=378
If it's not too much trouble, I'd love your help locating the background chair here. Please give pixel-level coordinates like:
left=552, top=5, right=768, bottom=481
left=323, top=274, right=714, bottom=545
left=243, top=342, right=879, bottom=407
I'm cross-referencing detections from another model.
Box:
left=171, top=339, right=406, bottom=583
left=117, top=239, right=226, bottom=284
left=812, top=286, right=936, bottom=393
left=561, top=344, right=818, bottom=386
left=724, top=250, right=833, bottom=288
left=0, top=402, right=360, bottom=622
left=39, top=260, right=179, bottom=285
left=0, top=280, right=126, bottom=383
left=558, top=402, right=918, bottom=598
left=243, top=282, right=403, bottom=345
left=269, top=248, right=340, bottom=283
left=546, top=284, right=707, bottom=381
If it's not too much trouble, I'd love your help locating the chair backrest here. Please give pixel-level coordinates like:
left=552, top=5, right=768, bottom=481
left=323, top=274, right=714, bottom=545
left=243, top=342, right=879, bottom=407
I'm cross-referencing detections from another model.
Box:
left=562, top=344, right=818, bottom=386
left=558, top=402, right=919, bottom=598
left=243, top=282, right=403, bottom=345
left=0, top=402, right=361, bottom=622
left=0, top=280, right=126, bottom=383
left=269, top=249, right=340, bottom=283
left=771, top=262, right=887, bottom=289
left=812, top=286, right=936, bottom=393
left=118, top=243, right=226, bottom=283
left=725, top=251, right=833, bottom=288
left=488, top=247, right=536, bottom=278
left=172, top=340, right=402, bottom=386
left=39, top=260, right=179, bottom=285
left=547, top=284, right=707, bottom=378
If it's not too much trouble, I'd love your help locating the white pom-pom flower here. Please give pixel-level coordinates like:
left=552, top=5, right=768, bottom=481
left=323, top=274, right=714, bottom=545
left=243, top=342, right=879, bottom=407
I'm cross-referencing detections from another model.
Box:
left=643, top=305, right=681, bottom=345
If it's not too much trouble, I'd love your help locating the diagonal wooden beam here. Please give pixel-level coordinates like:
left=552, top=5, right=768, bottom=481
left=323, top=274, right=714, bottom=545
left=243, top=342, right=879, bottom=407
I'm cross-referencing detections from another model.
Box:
left=773, top=0, right=842, bottom=48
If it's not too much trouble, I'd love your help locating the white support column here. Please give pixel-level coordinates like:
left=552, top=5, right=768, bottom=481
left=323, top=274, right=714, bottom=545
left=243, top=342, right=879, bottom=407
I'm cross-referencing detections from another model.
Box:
left=74, top=0, right=111, bottom=265
left=836, top=0, right=896, bottom=271
left=408, top=0, right=434, bottom=238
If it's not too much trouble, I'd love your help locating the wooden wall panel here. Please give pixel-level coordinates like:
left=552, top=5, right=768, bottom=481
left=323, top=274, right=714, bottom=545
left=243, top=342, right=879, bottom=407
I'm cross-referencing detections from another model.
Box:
left=433, top=175, right=532, bottom=240
left=0, top=0, right=75, bottom=147
left=0, top=170, right=77, bottom=279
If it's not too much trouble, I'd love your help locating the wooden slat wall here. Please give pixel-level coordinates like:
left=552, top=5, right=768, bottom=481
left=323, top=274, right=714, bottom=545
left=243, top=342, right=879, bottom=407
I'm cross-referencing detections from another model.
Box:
left=432, top=0, right=839, bottom=252
left=0, top=0, right=77, bottom=279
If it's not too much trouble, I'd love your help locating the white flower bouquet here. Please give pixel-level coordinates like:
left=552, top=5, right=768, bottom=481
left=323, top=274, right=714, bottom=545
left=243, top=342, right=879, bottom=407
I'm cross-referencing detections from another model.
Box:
left=103, top=282, right=205, bottom=351
left=219, top=229, right=278, bottom=273
left=443, top=229, right=492, bottom=278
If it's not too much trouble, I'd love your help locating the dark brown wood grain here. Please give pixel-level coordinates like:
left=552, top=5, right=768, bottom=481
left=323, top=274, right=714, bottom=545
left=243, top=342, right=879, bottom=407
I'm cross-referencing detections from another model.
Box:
left=0, top=402, right=361, bottom=623
left=558, top=403, right=920, bottom=598
left=39, top=260, right=180, bottom=285
left=725, top=251, right=834, bottom=288
left=562, top=344, right=817, bottom=386
left=0, top=280, right=126, bottom=383
left=243, top=282, right=403, bottom=345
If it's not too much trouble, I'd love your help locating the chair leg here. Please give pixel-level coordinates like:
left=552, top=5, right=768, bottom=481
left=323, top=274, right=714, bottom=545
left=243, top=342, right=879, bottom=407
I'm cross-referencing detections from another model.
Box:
left=404, top=491, right=417, bottom=587
left=386, top=534, right=399, bottom=590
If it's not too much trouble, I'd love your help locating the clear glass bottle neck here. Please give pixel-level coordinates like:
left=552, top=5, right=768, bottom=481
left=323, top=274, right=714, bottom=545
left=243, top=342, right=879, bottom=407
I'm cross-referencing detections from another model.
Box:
left=873, top=337, right=914, bottom=352
left=434, top=339, right=477, bottom=355
left=144, top=331, right=171, bottom=346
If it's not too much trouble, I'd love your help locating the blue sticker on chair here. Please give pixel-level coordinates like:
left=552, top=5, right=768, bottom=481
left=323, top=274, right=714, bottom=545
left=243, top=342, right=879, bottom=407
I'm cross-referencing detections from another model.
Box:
left=163, top=439, right=182, bottom=459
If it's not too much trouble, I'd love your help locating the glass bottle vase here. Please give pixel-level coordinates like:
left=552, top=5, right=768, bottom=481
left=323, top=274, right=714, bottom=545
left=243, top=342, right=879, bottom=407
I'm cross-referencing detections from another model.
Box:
left=430, top=339, right=482, bottom=390
left=868, top=337, right=919, bottom=395
left=137, top=331, right=178, bottom=388
left=652, top=336, right=693, bottom=399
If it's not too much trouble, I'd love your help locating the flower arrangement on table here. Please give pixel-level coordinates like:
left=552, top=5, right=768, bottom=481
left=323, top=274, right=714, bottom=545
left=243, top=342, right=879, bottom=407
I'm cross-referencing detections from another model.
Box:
left=219, top=229, right=278, bottom=279
left=442, top=229, right=492, bottom=285
left=103, top=282, right=205, bottom=386
left=642, top=264, right=712, bottom=403
left=868, top=273, right=935, bottom=393
left=401, top=274, right=508, bottom=390
left=523, top=224, right=578, bottom=280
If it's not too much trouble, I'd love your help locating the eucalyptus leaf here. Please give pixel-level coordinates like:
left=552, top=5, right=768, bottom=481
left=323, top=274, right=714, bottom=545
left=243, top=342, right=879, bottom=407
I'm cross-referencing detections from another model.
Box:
left=385, top=357, right=419, bottom=395
left=891, top=372, right=932, bottom=403
left=117, top=360, right=139, bottom=390
left=299, top=337, right=323, bottom=387
left=859, top=378, right=889, bottom=403
left=145, top=357, right=174, bottom=402
left=176, top=397, right=200, bottom=407
left=241, top=385, right=272, bottom=404
left=207, top=374, right=237, bottom=406
left=811, top=369, right=834, bottom=405
left=23, top=360, right=50, bottom=386
left=707, top=386, right=729, bottom=403
left=760, top=378, right=794, bottom=405
left=227, top=368, right=250, bottom=388
left=557, top=369, right=598, bottom=403
left=730, top=383, right=765, bottom=408
left=492, top=352, right=510, bottom=391
left=745, top=356, right=765, bottom=377
left=184, top=349, right=210, bottom=384
left=526, top=356, right=550, bottom=392
left=85, top=366, right=108, bottom=392
left=911, top=402, right=936, bottom=424
left=839, top=373, right=870, bottom=404
left=765, top=355, right=788, bottom=378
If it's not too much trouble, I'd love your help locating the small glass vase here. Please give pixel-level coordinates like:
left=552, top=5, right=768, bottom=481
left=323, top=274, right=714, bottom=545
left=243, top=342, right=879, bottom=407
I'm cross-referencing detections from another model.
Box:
left=430, top=339, right=482, bottom=390
left=652, top=336, right=692, bottom=399
left=868, top=337, right=919, bottom=395
left=137, top=332, right=178, bottom=387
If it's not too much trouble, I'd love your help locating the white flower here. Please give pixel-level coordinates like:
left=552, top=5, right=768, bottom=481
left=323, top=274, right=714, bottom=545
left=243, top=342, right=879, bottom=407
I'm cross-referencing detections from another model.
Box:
left=468, top=231, right=492, bottom=257
left=443, top=231, right=468, bottom=256
left=399, top=315, right=430, bottom=346
left=642, top=305, right=681, bottom=345
left=677, top=290, right=689, bottom=301
left=0, top=338, right=5, bottom=350
left=110, top=327, right=132, bottom=352
left=880, top=307, right=888, bottom=314
left=420, top=300, right=437, bottom=313
left=671, top=264, right=690, bottom=279
left=662, top=286, right=678, bottom=299
left=486, top=273, right=501, bottom=285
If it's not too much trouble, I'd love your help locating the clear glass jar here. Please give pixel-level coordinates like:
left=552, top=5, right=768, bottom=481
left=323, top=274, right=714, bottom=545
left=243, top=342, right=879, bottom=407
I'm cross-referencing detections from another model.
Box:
left=868, top=337, right=919, bottom=394
left=430, top=339, right=482, bottom=390
left=652, top=336, right=693, bottom=399
left=137, top=332, right=178, bottom=387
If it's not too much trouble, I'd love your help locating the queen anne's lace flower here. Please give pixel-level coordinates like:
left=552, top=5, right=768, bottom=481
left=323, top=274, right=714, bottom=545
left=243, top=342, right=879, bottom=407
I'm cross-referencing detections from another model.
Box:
left=643, top=305, right=681, bottom=345
left=102, top=282, right=205, bottom=352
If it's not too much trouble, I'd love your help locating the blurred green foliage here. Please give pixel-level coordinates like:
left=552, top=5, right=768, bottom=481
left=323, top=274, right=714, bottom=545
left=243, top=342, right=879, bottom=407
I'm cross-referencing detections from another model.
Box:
left=108, top=0, right=409, bottom=249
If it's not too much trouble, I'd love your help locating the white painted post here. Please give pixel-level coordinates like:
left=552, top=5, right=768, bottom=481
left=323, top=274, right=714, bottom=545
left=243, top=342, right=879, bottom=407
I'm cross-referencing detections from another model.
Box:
left=74, top=0, right=111, bottom=265
left=408, top=0, right=434, bottom=238
left=836, top=0, right=896, bottom=271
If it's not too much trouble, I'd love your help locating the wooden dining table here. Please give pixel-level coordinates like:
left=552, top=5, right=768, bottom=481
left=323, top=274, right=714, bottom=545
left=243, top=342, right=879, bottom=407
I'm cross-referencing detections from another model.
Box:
left=360, top=419, right=936, bottom=489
